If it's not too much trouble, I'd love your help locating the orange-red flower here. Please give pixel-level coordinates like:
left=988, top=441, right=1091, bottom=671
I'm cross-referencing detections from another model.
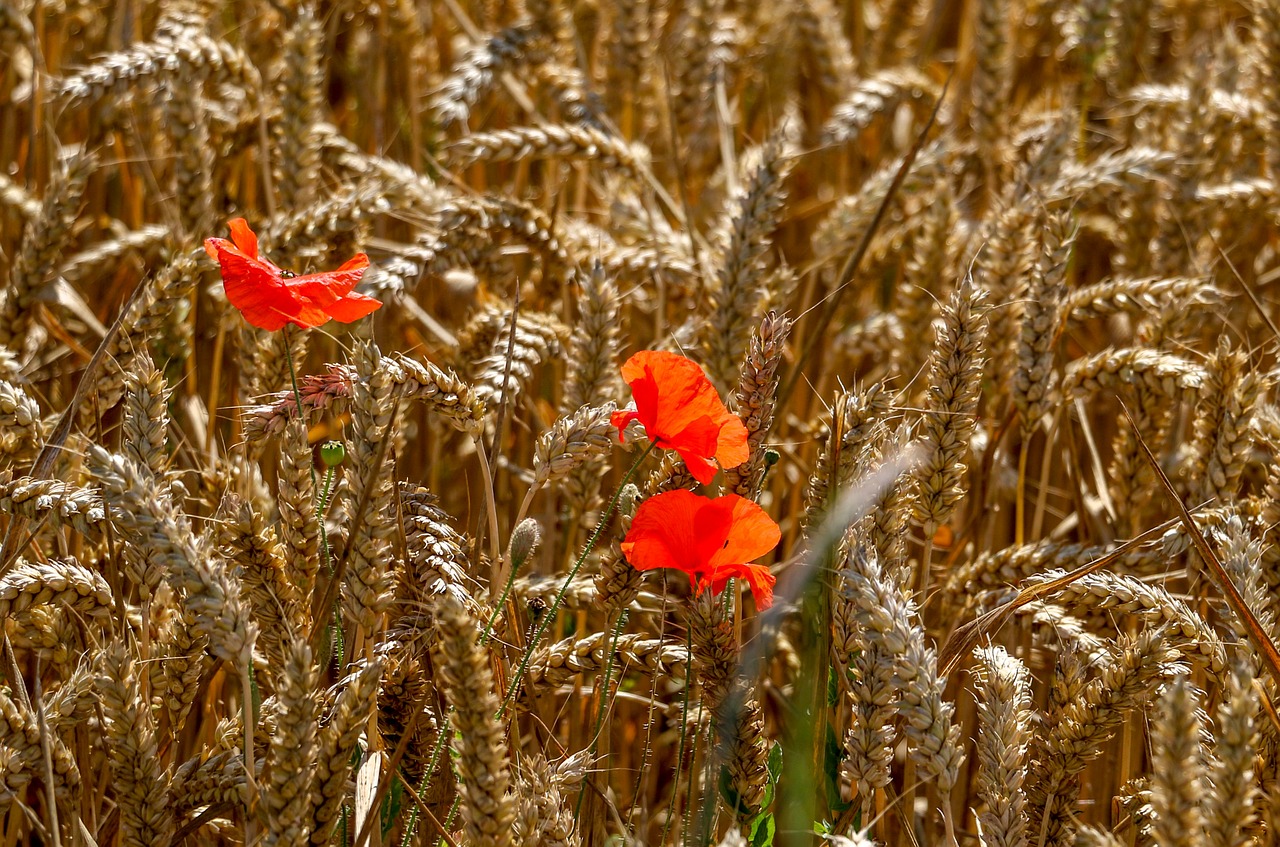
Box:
left=621, top=489, right=780, bottom=609
left=204, top=218, right=381, bottom=332
left=610, top=350, right=749, bottom=484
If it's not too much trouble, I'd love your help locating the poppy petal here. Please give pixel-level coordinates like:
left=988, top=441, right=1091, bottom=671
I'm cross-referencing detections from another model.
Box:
left=621, top=489, right=732, bottom=577
left=709, top=495, right=782, bottom=570
left=674, top=446, right=719, bottom=485
left=228, top=217, right=259, bottom=258
left=289, top=254, right=371, bottom=301
left=210, top=249, right=303, bottom=331
left=715, top=415, right=750, bottom=470
left=610, top=409, right=640, bottom=441
left=321, top=290, right=383, bottom=323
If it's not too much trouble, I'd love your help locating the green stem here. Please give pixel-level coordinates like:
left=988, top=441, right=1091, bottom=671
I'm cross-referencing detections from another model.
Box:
left=498, top=442, right=655, bottom=719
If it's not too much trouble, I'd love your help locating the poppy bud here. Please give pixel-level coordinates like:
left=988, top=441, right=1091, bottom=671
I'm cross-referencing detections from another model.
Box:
left=320, top=441, right=346, bottom=467
left=508, top=517, right=543, bottom=570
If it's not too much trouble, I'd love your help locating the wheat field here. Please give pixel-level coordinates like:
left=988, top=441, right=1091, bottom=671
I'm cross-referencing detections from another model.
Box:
left=1, top=0, right=1278, bottom=845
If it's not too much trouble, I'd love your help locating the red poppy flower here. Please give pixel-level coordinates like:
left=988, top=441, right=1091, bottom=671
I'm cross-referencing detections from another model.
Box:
left=610, top=350, right=749, bottom=484
left=620, top=489, right=780, bottom=609
left=204, top=218, right=381, bottom=331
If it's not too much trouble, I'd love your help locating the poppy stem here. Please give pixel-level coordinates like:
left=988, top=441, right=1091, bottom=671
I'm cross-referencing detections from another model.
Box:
left=497, top=442, right=656, bottom=718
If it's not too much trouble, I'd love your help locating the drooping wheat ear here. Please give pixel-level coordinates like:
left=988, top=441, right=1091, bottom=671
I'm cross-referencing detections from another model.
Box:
left=262, top=637, right=320, bottom=847
left=840, top=546, right=964, bottom=800
left=523, top=631, right=689, bottom=694
left=1255, top=0, right=1280, bottom=180
left=309, top=660, right=382, bottom=847
left=1026, top=626, right=1186, bottom=847
left=724, top=311, right=791, bottom=501
left=0, top=148, right=95, bottom=348
left=445, top=124, right=645, bottom=174
left=0, top=473, right=105, bottom=538
left=473, top=311, right=568, bottom=418
left=171, top=750, right=249, bottom=823
left=794, top=0, right=855, bottom=101
left=1188, top=338, right=1267, bottom=504
left=532, top=402, right=617, bottom=490
left=0, top=558, right=112, bottom=622
left=1014, top=211, right=1072, bottom=439
left=1205, top=659, right=1258, bottom=846
left=53, top=28, right=260, bottom=109
left=0, top=378, right=45, bottom=460
left=91, top=446, right=257, bottom=667
left=971, top=0, right=1012, bottom=193
left=688, top=592, right=738, bottom=716
left=164, top=63, right=214, bottom=236
left=823, top=68, right=940, bottom=144
left=340, top=341, right=400, bottom=634
left=149, top=592, right=210, bottom=742
left=702, top=134, right=795, bottom=390
left=513, top=755, right=577, bottom=847
left=432, top=22, right=550, bottom=129
left=594, top=484, right=644, bottom=619
left=218, top=493, right=302, bottom=668
left=717, top=687, right=769, bottom=823
left=398, top=483, right=475, bottom=614
left=1150, top=676, right=1206, bottom=847
left=278, top=418, right=321, bottom=602
left=272, top=7, right=323, bottom=211
left=970, top=645, right=1033, bottom=847
left=804, top=382, right=892, bottom=528
left=1060, top=275, right=1216, bottom=326
left=1019, top=569, right=1227, bottom=672
left=122, top=350, right=169, bottom=479
left=1061, top=348, right=1205, bottom=403
left=434, top=595, right=516, bottom=847
left=911, top=276, right=989, bottom=539
left=97, top=642, right=175, bottom=847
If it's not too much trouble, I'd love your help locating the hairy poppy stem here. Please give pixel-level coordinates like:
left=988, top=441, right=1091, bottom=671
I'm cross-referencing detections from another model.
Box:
left=497, top=442, right=656, bottom=718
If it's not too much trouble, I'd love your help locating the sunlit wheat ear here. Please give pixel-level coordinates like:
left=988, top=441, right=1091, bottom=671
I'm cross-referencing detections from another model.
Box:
left=1013, top=210, right=1072, bottom=440
left=217, top=492, right=299, bottom=669
left=339, top=341, right=399, bottom=634
left=0, top=378, right=46, bottom=461
left=839, top=544, right=963, bottom=835
left=121, top=350, right=169, bottom=479
left=1027, top=627, right=1186, bottom=847
left=971, top=0, right=1012, bottom=195
left=911, top=276, right=989, bottom=544
left=262, top=637, right=320, bottom=845
left=1150, top=676, right=1206, bottom=847
left=513, top=755, right=578, bottom=847
left=1205, top=659, right=1258, bottom=843
left=724, top=311, right=790, bottom=501
left=273, top=6, right=323, bottom=213
left=309, top=661, right=382, bottom=847
left=278, top=418, right=321, bottom=605
left=805, top=382, right=891, bottom=530
left=701, top=132, right=795, bottom=390
left=971, top=646, right=1032, bottom=847
left=0, top=148, right=95, bottom=350
left=1187, top=337, right=1268, bottom=505
left=434, top=595, right=516, bottom=847
left=97, top=642, right=175, bottom=847
left=165, top=63, right=214, bottom=236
